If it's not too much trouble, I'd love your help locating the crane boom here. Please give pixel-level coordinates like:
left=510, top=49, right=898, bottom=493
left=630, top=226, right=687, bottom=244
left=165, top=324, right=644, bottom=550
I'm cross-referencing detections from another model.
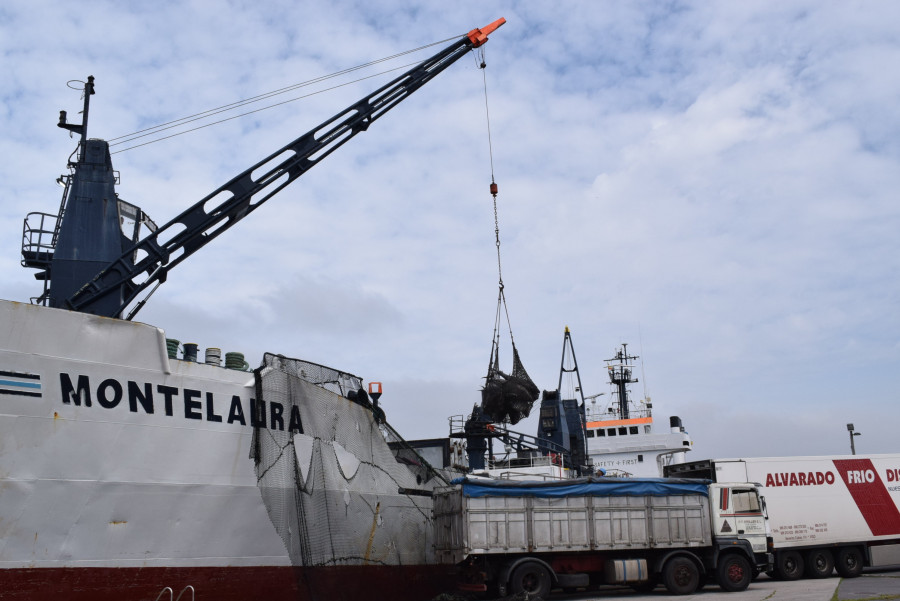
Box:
left=62, top=19, right=505, bottom=318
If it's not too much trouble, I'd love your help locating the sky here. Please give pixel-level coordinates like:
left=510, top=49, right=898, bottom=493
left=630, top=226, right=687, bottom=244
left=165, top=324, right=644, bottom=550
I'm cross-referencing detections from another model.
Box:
left=2, top=1, right=899, bottom=461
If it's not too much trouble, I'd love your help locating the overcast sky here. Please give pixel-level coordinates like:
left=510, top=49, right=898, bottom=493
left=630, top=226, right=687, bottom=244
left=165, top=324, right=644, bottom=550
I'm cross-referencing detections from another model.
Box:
left=2, top=1, right=899, bottom=461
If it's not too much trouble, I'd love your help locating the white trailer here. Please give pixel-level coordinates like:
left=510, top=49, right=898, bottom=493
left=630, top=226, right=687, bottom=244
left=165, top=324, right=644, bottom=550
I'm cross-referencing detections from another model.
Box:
left=665, top=455, right=900, bottom=580
left=433, top=477, right=771, bottom=596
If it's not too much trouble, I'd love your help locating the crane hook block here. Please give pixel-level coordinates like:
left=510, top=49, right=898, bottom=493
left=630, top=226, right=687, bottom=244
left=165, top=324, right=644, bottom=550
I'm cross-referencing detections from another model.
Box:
left=468, top=18, right=506, bottom=48
left=490, top=182, right=498, bottom=196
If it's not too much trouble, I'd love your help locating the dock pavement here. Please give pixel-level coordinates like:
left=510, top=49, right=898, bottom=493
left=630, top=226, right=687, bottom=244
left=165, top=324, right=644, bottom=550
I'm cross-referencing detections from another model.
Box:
left=543, top=567, right=900, bottom=601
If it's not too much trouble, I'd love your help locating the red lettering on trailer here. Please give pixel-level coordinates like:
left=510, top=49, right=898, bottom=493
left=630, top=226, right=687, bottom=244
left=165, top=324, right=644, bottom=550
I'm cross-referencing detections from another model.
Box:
left=833, top=459, right=900, bottom=536
left=765, top=471, right=834, bottom=487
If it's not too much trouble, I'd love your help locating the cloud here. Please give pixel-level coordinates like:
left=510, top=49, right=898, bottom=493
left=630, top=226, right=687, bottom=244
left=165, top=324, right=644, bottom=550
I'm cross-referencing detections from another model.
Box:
left=2, top=0, right=899, bottom=458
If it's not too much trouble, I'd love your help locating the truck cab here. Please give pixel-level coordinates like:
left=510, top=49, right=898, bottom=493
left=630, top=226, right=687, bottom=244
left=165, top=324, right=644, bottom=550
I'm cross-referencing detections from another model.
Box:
left=711, top=483, right=769, bottom=557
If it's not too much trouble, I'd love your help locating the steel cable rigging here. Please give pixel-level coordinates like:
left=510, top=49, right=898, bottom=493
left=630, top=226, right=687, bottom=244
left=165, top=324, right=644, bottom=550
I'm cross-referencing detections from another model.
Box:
left=477, top=46, right=539, bottom=426
left=108, top=36, right=458, bottom=154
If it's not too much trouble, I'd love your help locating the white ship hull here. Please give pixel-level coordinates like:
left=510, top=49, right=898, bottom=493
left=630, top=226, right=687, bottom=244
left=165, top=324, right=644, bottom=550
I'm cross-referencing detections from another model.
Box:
left=0, top=300, right=453, bottom=601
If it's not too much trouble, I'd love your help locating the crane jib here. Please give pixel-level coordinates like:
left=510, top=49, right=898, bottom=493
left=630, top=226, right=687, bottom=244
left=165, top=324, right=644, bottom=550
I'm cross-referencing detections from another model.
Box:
left=65, top=19, right=506, bottom=318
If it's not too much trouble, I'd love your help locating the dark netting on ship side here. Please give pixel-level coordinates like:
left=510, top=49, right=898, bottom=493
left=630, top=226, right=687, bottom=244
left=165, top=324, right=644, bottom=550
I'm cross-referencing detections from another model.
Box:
left=250, top=352, right=437, bottom=569
left=480, top=346, right=540, bottom=425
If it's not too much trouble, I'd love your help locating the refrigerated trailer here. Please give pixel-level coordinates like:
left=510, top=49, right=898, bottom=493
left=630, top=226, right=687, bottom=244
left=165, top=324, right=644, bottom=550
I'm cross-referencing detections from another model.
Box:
left=433, top=477, right=771, bottom=596
left=665, top=455, right=900, bottom=581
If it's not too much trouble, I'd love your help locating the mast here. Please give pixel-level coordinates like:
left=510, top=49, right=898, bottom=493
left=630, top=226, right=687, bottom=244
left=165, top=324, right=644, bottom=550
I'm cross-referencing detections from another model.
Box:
left=605, top=343, right=639, bottom=420
left=557, top=326, right=586, bottom=405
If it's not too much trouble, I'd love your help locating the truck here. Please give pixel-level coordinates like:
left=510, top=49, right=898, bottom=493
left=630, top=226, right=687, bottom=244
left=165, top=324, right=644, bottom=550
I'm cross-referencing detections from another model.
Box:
left=433, top=476, right=772, bottom=596
left=665, top=455, right=900, bottom=581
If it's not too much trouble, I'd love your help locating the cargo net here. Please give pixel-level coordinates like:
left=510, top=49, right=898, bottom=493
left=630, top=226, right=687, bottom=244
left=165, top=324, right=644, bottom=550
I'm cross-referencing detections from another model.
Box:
left=250, top=353, right=437, bottom=568
left=481, top=344, right=540, bottom=425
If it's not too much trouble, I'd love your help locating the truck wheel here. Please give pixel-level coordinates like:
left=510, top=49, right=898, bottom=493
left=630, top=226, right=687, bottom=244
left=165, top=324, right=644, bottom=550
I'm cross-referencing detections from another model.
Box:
left=805, top=549, right=834, bottom=579
left=509, top=561, right=552, bottom=598
left=663, top=556, right=700, bottom=595
left=835, top=547, right=864, bottom=578
left=716, top=554, right=752, bottom=592
left=775, top=550, right=804, bottom=580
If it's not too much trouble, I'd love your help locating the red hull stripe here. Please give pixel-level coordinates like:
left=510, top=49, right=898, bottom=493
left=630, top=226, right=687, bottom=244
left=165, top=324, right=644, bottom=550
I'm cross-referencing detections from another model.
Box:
left=0, top=565, right=456, bottom=601
left=833, top=458, right=900, bottom=537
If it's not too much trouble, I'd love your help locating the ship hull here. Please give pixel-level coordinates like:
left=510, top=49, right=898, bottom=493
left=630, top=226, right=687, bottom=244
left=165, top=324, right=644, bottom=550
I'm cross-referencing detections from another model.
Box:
left=1, top=565, right=455, bottom=601
left=0, top=301, right=452, bottom=601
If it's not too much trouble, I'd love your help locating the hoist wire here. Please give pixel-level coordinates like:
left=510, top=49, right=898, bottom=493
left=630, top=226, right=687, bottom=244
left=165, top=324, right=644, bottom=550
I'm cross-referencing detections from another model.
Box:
left=479, top=47, right=496, bottom=183
left=478, top=45, right=516, bottom=368
left=110, top=61, right=421, bottom=154
left=489, top=285, right=517, bottom=372
left=111, top=36, right=456, bottom=142
left=108, top=35, right=460, bottom=154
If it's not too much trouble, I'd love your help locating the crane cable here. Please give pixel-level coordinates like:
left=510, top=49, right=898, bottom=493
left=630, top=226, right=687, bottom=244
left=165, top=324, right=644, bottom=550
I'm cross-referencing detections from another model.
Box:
left=107, top=35, right=459, bottom=154
left=476, top=47, right=540, bottom=426
left=477, top=46, right=515, bottom=371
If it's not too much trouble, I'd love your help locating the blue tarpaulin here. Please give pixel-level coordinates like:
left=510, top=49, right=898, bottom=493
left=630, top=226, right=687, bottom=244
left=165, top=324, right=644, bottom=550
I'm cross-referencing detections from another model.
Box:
left=451, top=476, right=710, bottom=498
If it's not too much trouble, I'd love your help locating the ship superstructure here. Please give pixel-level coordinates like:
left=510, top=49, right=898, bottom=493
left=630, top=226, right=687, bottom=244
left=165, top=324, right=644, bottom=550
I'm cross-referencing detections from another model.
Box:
left=584, top=343, right=693, bottom=477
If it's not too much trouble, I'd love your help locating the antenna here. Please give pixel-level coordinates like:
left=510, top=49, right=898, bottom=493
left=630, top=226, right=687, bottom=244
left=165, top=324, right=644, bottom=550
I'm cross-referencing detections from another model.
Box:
left=638, top=325, right=649, bottom=401
left=58, top=76, right=95, bottom=153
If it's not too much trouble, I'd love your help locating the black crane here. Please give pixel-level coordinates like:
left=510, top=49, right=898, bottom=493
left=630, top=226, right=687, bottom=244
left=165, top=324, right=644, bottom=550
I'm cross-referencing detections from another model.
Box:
left=23, top=19, right=506, bottom=319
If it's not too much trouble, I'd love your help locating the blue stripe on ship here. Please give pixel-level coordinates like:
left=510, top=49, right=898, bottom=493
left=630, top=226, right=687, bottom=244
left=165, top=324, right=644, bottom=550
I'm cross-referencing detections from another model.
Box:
left=0, top=379, right=41, bottom=389
left=0, top=370, right=42, bottom=398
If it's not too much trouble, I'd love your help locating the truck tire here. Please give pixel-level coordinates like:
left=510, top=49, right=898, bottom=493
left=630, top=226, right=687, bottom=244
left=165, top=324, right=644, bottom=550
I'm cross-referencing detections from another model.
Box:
left=805, top=549, right=834, bottom=579
left=509, top=561, right=552, bottom=598
left=835, top=547, right=864, bottom=578
left=774, top=550, right=804, bottom=580
left=663, top=556, right=700, bottom=595
left=716, top=553, right=752, bottom=592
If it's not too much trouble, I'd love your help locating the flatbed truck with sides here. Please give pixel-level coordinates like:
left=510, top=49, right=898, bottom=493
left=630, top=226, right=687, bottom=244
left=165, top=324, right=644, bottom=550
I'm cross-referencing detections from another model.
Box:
left=665, top=455, right=900, bottom=581
left=433, top=476, right=772, bottom=597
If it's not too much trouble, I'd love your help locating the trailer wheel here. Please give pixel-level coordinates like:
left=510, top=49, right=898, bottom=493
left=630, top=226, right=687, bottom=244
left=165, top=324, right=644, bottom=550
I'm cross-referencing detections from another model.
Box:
left=835, top=547, right=864, bottom=578
left=716, top=553, right=752, bottom=592
left=509, top=561, right=552, bottom=598
left=663, top=556, right=700, bottom=595
left=775, top=550, right=804, bottom=580
left=805, top=549, right=834, bottom=579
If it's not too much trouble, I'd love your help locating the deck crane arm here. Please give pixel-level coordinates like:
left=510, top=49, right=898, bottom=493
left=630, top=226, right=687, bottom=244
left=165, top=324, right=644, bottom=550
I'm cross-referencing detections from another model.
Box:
left=66, top=18, right=505, bottom=319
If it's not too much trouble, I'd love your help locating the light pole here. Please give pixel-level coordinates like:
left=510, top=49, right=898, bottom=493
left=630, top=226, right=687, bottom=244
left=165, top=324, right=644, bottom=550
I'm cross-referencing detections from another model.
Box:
left=847, top=423, right=861, bottom=455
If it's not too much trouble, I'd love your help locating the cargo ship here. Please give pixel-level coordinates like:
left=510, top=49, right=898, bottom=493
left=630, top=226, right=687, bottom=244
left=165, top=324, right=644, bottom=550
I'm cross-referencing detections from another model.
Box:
left=1, top=20, right=506, bottom=601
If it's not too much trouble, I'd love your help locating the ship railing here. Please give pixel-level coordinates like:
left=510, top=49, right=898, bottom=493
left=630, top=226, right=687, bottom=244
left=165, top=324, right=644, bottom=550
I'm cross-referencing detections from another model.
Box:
left=488, top=450, right=570, bottom=472
left=21, top=211, right=59, bottom=268
left=494, top=469, right=569, bottom=481
left=585, top=406, right=652, bottom=423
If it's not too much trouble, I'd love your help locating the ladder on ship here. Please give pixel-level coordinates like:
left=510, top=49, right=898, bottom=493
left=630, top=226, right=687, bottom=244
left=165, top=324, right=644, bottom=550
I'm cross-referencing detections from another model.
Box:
left=153, top=585, right=194, bottom=601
